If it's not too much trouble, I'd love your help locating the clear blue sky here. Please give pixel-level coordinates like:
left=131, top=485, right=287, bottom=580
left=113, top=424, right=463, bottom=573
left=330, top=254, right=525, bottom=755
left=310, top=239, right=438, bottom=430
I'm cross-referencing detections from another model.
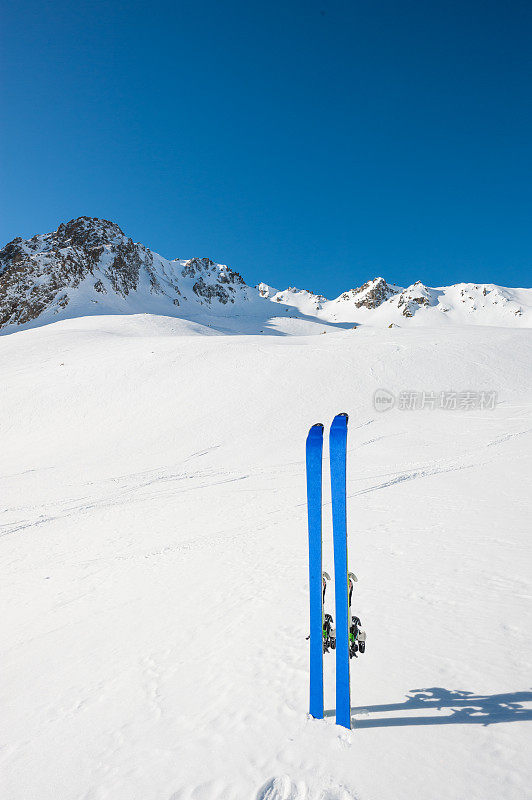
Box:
left=1, top=0, right=531, bottom=295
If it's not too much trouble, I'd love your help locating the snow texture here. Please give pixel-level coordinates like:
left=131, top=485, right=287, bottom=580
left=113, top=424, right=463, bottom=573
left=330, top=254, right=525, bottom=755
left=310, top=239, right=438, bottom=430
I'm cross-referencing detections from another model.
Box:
left=1, top=311, right=531, bottom=800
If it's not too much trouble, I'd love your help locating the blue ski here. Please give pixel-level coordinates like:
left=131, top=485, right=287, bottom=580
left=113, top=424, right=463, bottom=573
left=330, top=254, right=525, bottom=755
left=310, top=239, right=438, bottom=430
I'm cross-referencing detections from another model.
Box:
left=330, top=412, right=351, bottom=729
left=306, top=422, right=324, bottom=719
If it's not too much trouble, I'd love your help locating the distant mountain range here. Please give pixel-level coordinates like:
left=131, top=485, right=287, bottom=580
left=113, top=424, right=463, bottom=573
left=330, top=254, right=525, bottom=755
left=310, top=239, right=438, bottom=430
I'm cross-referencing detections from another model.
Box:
left=1, top=216, right=530, bottom=334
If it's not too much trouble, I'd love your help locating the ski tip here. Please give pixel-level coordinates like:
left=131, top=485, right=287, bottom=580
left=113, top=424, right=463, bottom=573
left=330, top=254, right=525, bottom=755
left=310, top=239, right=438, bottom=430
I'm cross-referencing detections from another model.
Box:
left=330, top=412, right=349, bottom=431
left=306, top=424, right=324, bottom=448
left=307, top=422, right=324, bottom=438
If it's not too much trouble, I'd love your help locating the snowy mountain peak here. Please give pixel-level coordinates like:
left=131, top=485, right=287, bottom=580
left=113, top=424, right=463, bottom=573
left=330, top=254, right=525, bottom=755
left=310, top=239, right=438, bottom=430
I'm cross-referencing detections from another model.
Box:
left=339, top=276, right=399, bottom=309
left=256, top=282, right=277, bottom=298
left=0, top=217, right=252, bottom=331
left=393, top=282, right=435, bottom=317
left=54, top=216, right=127, bottom=248
left=1, top=217, right=531, bottom=333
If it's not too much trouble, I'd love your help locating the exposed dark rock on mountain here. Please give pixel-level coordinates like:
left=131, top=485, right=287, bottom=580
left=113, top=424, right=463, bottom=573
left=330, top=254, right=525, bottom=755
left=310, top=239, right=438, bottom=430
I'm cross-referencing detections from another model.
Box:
left=1, top=217, right=530, bottom=332
left=0, top=217, right=247, bottom=329
left=349, top=277, right=398, bottom=309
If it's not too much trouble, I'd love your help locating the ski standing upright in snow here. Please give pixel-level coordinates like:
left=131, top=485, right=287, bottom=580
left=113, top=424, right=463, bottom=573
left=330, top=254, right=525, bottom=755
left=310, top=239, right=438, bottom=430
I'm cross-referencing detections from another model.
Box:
left=306, top=422, right=324, bottom=719
left=306, top=413, right=364, bottom=728
left=330, top=412, right=351, bottom=729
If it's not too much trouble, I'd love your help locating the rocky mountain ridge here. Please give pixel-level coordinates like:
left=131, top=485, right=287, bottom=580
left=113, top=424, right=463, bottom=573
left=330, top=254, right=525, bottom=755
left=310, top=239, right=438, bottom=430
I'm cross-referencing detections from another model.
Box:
left=0, top=217, right=247, bottom=331
left=1, top=217, right=530, bottom=333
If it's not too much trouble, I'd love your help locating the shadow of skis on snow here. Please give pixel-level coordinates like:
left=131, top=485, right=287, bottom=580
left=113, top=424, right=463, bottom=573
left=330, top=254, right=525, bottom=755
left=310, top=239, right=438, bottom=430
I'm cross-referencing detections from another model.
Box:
left=324, top=687, right=532, bottom=728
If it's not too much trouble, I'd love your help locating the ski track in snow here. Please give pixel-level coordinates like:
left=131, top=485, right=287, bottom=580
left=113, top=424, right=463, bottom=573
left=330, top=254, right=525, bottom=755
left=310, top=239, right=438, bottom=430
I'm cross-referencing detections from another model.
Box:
left=5, top=421, right=529, bottom=541
left=0, top=318, right=531, bottom=800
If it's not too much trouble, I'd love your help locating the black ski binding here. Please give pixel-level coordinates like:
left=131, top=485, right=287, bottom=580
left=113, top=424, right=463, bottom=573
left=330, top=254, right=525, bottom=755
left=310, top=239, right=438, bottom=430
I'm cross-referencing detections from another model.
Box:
left=323, top=613, right=336, bottom=652
left=349, top=615, right=366, bottom=658
left=348, top=572, right=367, bottom=658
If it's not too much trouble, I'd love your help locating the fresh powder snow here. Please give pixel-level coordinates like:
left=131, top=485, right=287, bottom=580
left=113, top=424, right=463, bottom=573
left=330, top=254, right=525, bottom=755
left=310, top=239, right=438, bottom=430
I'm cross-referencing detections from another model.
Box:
left=1, top=310, right=531, bottom=800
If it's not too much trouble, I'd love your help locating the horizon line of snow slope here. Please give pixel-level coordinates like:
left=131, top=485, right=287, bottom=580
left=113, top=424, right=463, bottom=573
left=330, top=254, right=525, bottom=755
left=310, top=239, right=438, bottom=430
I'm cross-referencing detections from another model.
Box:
left=1, top=315, right=531, bottom=800
left=1, top=217, right=531, bottom=334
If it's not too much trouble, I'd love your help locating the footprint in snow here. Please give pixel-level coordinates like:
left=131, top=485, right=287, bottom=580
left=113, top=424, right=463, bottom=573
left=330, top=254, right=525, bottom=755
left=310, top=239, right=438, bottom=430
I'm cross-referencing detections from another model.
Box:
left=255, top=775, right=307, bottom=800
left=255, top=777, right=355, bottom=800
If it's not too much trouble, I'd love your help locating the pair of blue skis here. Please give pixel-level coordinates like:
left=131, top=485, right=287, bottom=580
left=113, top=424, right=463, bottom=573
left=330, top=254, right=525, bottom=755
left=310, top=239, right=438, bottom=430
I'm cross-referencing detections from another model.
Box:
left=306, top=413, right=352, bottom=729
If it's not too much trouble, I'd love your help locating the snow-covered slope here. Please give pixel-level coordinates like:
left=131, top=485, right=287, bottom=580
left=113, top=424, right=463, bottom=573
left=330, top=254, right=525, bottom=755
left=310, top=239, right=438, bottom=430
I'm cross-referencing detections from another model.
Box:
left=1, top=218, right=531, bottom=334
left=1, top=314, right=531, bottom=800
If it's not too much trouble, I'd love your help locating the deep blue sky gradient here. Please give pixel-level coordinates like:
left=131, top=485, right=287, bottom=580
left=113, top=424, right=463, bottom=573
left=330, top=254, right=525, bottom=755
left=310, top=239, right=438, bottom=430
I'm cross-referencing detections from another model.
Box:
left=1, top=0, right=531, bottom=295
